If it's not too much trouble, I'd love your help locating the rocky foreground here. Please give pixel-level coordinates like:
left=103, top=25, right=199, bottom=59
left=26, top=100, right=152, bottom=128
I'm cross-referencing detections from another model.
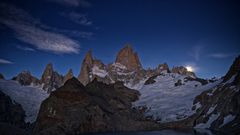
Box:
left=33, top=78, right=160, bottom=135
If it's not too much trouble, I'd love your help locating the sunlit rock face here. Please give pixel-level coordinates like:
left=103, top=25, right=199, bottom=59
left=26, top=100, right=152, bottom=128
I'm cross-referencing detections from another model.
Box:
left=12, top=71, right=40, bottom=86
left=41, top=63, right=64, bottom=92
left=115, top=44, right=142, bottom=71
left=33, top=78, right=159, bottom=134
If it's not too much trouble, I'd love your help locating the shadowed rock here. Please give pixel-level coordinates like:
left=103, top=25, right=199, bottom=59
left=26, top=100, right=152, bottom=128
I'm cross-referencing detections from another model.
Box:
left=33, top=78, right=160, bottom=135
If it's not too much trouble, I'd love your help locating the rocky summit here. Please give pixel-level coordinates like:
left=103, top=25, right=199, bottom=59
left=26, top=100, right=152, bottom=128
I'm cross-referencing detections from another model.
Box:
left=33, top=78, right=159, bottom=135
left=41, top=63, right=64, bottom=92
left=115, top=44, right=142, bottom=71
left=78, top=50, right=107, bottom=85
left=12, top=71, right=40, bottom=86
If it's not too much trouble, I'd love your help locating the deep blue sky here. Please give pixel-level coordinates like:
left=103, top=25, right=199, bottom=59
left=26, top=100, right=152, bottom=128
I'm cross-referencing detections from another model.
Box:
left=0, top=0, right=239, bottom=79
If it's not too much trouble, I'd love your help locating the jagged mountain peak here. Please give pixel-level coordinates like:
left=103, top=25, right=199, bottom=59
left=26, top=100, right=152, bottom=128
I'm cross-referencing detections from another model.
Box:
left=41, top=63, right=54, bottom=81
left=41, top=63, right=64, bottom=92
left=78, top=50, right=106, bottom=85
left=12, top=70, right=39, bottom=86
left=84, top=50, right=94, bottom=65
left=115, top=44, right=142, bottom=71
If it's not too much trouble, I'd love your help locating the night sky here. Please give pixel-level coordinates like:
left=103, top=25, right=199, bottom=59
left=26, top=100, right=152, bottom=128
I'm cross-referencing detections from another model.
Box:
left=0, top=0, right=239, bottom=79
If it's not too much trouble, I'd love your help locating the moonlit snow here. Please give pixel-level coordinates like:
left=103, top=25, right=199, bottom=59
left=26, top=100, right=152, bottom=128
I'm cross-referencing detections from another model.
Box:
left=0, top=80, right=49, bottom=123
left=133, top=73, right=221, bottom=123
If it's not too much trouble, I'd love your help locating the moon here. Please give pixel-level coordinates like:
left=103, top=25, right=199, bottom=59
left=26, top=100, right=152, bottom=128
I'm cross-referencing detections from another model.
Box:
left=186, top=66, right=194, bottom=72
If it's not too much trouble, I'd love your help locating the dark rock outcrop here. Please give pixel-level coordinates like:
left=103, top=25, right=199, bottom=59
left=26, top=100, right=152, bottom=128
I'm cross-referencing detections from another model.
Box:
left=0, top=73, right=5, bottom=80
left=12, top=71, right=39, bottom=86
left=41, top=63, right=64, bottom=92
left=63, top=69, right=73, bottom=83
left=174, top=79, right=182, bottom=86
left=33, top=78, right=159, bottom=135
left=0, top=90, right=27, bottom=134
left=223, top=55, right=240, bottom=83
left=144, top=75, right=158, bottom=85
left=184, top=76, right=208, bottom=85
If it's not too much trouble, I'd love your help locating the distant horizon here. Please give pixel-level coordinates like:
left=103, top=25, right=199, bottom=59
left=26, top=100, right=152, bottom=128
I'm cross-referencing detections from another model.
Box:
left=0, top=0, right=239, bottom=79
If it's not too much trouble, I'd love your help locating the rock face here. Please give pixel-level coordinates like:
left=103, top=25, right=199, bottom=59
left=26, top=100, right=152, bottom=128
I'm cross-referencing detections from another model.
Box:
left=77, top=46, right=145, bottom=87
left=41, top=63, right=64, bottom=92
left=63, top=69, right=73, bottom=83
left=12, top=71, right=40, bottom=85
left=223, top=55, right=240, bottom=83
left=115, top=44, right=142, bottom=71
left=155, top=63, right=170, bottom=74
left=33, top=78, right=159, bottom=135
left=0, top=73, right=4, bottom=80
left=172, top=66, right=196, bottom=78
left=0, top=90, right=27, bottom=134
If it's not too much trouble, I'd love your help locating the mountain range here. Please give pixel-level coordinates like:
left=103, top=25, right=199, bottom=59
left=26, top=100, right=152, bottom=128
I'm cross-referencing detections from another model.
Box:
left=0, top=44, right=239, bottom=135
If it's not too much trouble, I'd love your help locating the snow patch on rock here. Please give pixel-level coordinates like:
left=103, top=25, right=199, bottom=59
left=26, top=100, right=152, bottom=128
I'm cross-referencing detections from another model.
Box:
left=219, top=114, right=236, bottom=127
left=195, top=113, right=220, bottom=129
left=92, top=66, right=108, bottom=78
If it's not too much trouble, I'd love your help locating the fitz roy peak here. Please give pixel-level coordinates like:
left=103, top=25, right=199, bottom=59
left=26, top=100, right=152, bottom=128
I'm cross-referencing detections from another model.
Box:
left=115, top=44, right=142, bottom=71
left=77, top=44, right=196, bottom=89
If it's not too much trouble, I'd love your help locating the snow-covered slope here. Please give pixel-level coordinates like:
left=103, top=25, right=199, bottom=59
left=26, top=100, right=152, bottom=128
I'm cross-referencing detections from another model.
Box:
left=133, top=73, right=221, bottom=123
left=0, top=80, right=49, bottom=123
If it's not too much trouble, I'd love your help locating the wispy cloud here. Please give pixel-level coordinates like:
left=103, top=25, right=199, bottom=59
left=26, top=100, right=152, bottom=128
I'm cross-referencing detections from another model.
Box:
left=17, top=45, right=35, bottom=51
left=47, top=0, right=91, bottom=7
left=190, top=45, right=203, bottom=61
left=208, top=53, right=238, bottom=59
left=61, top=12, right=92, bottom=26
left=0, top=58, right=13, bottom=64
left=0, top=3, right=80, bottom=54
